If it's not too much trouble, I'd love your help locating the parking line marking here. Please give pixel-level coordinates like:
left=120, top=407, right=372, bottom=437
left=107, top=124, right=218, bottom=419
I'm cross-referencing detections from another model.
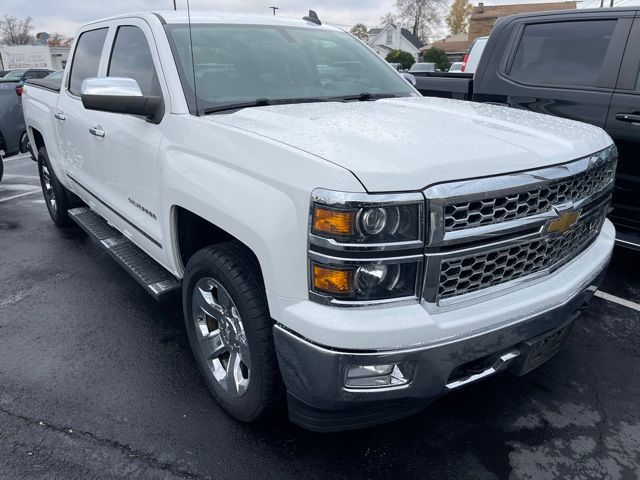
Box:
left=2, top=154, right=31, bottom=162
left=0, top=190, right=41, bottom=203
left=3, top=174, right=39, bottom=180
left=595, top=291, right=640, bottom=312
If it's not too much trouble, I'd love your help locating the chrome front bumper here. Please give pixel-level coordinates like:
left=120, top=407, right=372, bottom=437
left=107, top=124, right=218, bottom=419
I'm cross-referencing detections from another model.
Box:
left=273, top=262, right=609, bottom=432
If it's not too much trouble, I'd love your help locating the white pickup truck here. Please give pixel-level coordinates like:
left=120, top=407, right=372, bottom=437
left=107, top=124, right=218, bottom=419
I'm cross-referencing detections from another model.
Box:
left=23, top=11, right=617, bottom=432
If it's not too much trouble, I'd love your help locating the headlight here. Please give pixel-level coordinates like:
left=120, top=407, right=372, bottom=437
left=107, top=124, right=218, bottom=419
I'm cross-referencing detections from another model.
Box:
left=310, top=189, right=424, bottom=247
left=308, top=189, right=425, bottom=306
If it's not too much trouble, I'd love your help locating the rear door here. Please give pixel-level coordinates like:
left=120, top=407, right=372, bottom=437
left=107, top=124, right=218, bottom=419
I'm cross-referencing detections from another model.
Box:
left=605, top=16, right=640, bottom=240
left=474, top=12, right=633, bottom=127
left=55, top=27, right=109, bottom=195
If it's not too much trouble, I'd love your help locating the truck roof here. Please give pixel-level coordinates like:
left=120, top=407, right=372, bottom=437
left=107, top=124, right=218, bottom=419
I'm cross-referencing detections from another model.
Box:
left=82, top=10, right=342, bottom=31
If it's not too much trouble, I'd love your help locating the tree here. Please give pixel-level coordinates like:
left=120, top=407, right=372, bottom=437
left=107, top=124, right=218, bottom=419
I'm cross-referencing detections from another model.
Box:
left=350, top=23, right=369, bottom=42
left=446, top=0, right=473, bottom=35
left=0, top=15, right=35, bottom=45
left=422, top=46, right=450, bottom=71
left=379, top=12, right=397, bottom=26
left=385, top=50, right=415, bottom=70
left=46, top=33, right=69, bottom=47
left=395, top=0, right=448, bottom=44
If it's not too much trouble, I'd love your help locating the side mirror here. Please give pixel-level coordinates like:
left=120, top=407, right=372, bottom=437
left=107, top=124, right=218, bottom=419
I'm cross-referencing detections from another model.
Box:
left=80, top=77, right=163, bottom=124
left=401, top=73, right=416, bottom=87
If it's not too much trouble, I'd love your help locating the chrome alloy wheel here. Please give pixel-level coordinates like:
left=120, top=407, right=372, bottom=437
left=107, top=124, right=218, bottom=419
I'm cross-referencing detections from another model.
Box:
left=192, top=277, right=251, bottom=396
left=41, top=163, right=57, bottom=212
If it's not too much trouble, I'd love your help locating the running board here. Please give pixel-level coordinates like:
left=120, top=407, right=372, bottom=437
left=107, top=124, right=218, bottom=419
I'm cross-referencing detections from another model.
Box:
left=68, top=207, right=181, bottom=301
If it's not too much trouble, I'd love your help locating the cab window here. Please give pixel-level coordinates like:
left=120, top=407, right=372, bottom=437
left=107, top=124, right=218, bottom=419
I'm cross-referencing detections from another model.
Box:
left=508, top=20, right=617, bottom=88
left=108, top=26, right=161, bottom=97
left=68, top=28, right=108, bottom=95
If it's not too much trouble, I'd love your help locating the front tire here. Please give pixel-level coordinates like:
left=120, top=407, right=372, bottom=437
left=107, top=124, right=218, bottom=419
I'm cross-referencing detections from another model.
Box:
left=183, top=243, right=284, bottom=422
left=38, top=146, right=73, bottom=227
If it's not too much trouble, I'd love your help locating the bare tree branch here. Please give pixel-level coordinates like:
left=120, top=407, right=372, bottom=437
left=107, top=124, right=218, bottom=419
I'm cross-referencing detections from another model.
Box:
left=0, top=15, right=35, bottom=45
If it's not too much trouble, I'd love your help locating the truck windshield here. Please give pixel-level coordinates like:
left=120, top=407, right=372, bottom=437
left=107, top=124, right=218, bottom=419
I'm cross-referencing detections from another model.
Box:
left=164, top=24, right=414, bottom=114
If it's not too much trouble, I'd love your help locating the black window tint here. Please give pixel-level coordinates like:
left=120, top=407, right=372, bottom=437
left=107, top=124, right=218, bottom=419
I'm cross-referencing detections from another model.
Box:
left=509, top=20, right=616, bottom=88
left=108, top=26, right=160, bottom=97
left=69, top=28, right=108, bottom=95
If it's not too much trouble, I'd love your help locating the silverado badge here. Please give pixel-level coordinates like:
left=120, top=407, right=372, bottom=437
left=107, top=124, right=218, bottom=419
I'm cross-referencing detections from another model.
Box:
left=547, top=209, right=581, bottom=235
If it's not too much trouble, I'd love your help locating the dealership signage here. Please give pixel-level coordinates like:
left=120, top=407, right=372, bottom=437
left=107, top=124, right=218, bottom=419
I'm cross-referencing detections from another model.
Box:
left=0, top=46, right=52, bottom=69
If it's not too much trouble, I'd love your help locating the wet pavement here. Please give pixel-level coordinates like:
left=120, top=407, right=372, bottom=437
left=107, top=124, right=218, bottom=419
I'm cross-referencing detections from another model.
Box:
left=1, top=154, right=639, bottom=479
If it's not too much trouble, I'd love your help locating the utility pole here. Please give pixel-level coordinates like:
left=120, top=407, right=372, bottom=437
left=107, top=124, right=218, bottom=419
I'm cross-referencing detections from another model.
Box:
left=600, top=0, right=604, bottom=7
left=173, top=0, right=177, bottom=10
left=269, top=6, right=279, bottom=15
left=609, top=0, right=614, bottom=6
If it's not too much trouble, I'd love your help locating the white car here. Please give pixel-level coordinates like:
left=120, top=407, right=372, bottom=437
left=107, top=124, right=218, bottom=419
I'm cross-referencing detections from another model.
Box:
left=448, top=62, right=463, bottom=72
left=22, top=11, right=616, bottom=432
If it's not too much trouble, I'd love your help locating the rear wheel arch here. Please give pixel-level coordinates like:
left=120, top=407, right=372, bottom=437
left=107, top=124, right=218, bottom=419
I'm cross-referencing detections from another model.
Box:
left=30, top=127, right=45, bottom=154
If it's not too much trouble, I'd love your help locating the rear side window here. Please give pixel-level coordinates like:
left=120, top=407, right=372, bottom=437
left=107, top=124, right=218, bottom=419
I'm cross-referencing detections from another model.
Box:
left=108, top=26, right=161, bottom=97
left=508, top=20, right=617, bottom=88
left=68, top=28, right=108, bottom=95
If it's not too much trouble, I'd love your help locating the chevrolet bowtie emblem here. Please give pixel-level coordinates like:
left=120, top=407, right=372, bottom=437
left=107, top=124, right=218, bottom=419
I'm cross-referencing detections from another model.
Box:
left=547, top=209, right=581, bottom=235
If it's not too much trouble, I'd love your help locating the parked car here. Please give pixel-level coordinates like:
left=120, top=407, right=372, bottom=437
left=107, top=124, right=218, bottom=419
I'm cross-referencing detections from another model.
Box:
left=388, top=62, right=403, bottom=71
left=0, top=68, right=53, bottom=157
left=0, top=70, right=10, bottom=78
left=448, top=62, right=463, bottom=72
left=24, top=11, right=616, bottom=432
left=408, top=62, right=436, bottom=73
left=460, top=36, right=488, bottom=73
left=415, top=7, right=640, bottom=250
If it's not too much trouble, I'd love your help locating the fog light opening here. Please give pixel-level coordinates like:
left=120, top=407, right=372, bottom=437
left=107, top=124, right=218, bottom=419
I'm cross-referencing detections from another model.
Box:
left=344, top=363, right=413, bottom=389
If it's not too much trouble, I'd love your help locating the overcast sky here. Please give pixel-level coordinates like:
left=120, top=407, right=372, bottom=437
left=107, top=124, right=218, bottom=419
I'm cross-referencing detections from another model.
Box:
left=3, top=0, right=639, bottom=38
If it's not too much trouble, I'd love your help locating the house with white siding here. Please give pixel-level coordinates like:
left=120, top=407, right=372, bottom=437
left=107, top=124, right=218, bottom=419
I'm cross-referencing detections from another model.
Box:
left=367, top=24, right=423, bottom=61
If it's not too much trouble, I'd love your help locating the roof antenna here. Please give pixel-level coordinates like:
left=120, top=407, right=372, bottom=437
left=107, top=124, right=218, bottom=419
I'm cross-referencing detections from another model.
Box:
left=303, top=10, right=322, bottom=25
left=186, top=0, right=199, bottom=115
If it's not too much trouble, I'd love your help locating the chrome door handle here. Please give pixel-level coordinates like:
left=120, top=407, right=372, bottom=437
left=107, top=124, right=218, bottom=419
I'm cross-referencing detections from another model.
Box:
left=54, top=112, right=66, bottom=121
left=89, top=127, right=105, bottom=137
left=615, top=113, right=640, bottom=123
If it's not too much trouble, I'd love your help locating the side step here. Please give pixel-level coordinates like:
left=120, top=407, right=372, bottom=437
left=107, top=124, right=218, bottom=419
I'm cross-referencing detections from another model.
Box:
left=68, top=207, right=181, bottom=301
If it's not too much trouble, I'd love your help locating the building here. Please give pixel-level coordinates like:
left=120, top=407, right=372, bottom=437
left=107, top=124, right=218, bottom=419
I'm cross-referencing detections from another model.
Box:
left=422, top=1, right=577, bottom=61
left=367, top=24, right=424, bottom=61
left=422, top=32, right=469, bottom=63
left=469, top=1, right=576, bottom=41
left=0, top=44, right=70, bottom=71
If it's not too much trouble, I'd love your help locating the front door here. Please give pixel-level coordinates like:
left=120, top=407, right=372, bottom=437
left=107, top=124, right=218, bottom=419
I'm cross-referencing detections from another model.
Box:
left=89, top=21, right=168, bottom=259
left=605, top=18, right=640, bottom=242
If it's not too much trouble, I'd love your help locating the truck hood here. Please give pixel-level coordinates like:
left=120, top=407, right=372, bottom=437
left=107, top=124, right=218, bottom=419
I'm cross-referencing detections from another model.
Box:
left=210, top=96, right=612, bottom=192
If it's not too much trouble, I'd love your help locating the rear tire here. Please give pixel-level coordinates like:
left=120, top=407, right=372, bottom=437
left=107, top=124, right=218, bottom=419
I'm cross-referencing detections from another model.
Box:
left=183, top=243, right=284, bottom=422
left=38, top=146, right=74, bottom=227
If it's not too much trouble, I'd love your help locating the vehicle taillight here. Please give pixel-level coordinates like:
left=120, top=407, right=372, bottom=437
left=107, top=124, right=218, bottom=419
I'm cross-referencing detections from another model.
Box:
left=461, top=52, right=470, bottom=72
left=15, top=85, right=23, bottom=96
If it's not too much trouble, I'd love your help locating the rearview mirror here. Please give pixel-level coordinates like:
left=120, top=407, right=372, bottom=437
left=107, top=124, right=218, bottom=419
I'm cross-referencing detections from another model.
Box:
left=80, top=77, right=163, bottom=124
left=401, top=73, right=416, bottom=87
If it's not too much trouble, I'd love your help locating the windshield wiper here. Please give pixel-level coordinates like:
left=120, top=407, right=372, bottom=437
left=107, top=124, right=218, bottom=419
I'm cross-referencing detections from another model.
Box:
left=330, top=92, right=400, bottom=102
left=202, top=97, right=337, bottom=115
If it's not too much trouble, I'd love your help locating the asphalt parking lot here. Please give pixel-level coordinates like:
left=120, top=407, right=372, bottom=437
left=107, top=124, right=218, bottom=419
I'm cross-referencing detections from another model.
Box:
left=1, top=153, right=639, bottom=480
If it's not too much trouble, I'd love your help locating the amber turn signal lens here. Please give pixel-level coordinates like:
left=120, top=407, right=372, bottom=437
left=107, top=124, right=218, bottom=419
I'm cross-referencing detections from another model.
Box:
left=313, top=207, right=355, bottom=236
left=312, top=264, right=354, bottom=295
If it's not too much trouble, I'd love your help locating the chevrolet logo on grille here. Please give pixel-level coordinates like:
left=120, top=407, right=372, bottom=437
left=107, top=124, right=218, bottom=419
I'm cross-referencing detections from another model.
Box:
left=546, top=209, right=581, bottom=235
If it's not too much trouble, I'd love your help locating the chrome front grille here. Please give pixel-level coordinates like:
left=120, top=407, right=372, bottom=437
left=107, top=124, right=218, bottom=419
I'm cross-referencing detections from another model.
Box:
left=438, top=204, right=607, bottom=300
left=423, top=146, right=617, bottom=308
left=443, top=153, right=616, bottom=232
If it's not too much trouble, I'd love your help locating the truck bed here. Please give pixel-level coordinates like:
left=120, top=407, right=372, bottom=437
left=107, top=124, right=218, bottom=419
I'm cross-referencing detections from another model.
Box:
left=26, top=78, right=62, bottom=93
